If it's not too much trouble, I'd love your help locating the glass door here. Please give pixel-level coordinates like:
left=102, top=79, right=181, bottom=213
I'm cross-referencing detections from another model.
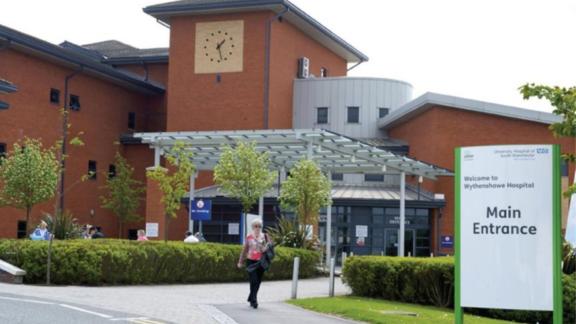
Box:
left=385, top=229, right=416, bottom=256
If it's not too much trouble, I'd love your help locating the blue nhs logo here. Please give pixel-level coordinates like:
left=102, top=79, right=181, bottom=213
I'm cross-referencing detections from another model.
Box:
left=536, top=148, right=549, bottom=154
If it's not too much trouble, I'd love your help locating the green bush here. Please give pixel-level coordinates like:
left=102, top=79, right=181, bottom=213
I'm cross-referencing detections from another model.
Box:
left=266, top=217, right=319, bottom=250
left=342, top=256, right=575, bottom=324
left=0, top=239, right=319, bottom=285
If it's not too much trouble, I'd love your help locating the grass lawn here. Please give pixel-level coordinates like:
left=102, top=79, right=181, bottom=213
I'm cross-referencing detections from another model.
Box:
left=287, top=296, right=513, bottom=324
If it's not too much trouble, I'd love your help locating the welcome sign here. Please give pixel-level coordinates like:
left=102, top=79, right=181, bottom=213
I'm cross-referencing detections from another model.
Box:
left=454, top=145, right=562, bottom=323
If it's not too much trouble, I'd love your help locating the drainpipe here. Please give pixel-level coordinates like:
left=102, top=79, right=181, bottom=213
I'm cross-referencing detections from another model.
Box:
left=141, top=60, right=150, bottom=81
left=263, top=6, right=290, bottom=129
left=58, top=67, right=83, bottom=213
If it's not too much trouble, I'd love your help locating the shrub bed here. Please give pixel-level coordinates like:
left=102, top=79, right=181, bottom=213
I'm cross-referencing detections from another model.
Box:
left=0, top=239, right=319, bottom=285
left=342, top=256, right=575, bottom=324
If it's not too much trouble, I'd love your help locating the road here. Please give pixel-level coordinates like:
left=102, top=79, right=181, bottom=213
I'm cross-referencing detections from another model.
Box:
left=0, top=278, right=356, bottom=324
left=0, top=293, right=168, bottom=324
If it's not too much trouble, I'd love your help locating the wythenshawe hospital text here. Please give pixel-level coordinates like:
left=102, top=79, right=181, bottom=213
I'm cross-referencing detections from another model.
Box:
left=463, top=175, right=539, bottom=236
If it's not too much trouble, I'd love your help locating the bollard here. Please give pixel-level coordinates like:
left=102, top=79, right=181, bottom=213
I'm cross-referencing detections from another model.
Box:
left=291, top=257, right=300, bottom=299
left=341, top=252, right=347, bottom=268
left=408, top=252, right=411, bottom=257
left=381, top=250, right=384, bottom=256
left=430, top=252, right=434, bottom=258
left=350, top=252, right=354, bottom=257
left=329, top=257, right=335, bottom=297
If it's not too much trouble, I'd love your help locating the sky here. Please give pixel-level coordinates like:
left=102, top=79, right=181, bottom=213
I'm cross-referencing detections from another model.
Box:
left=2, top=0, right=575, bottom=112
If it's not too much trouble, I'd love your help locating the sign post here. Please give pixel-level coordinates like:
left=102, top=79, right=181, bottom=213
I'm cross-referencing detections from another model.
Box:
left=455, top=145, right=562, bottom=323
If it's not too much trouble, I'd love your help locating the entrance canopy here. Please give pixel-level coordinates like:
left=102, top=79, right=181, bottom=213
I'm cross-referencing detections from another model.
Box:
left=134, top=129, right=451, bottom=179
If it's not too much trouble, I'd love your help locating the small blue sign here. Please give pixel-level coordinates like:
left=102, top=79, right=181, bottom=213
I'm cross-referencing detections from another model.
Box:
left=190, top=199, right=212, bottom=221
left=440, top=235, right=454, bottom=248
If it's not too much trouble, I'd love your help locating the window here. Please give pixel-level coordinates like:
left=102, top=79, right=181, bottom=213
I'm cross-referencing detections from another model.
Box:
left=127, top=229, right=138, bottom=240
left=88, top=160, right=97, bottom=180
left=347, top=106, right=359, bottom=123
left=50, top=88, right=60, bottom=104
left=69, top=94, right=81, bottom=111
left=561, top=159, right=569, bottom=177
left=316, top=107, right=328, bottom=124
left=128, top=112, right=136, bottom=130
left=331, top=173, right=343, bottom=181
left=320, top=67, right=328, bottom=78
left=108, top=164, right=116, bottom=179
left=365, top=174, right=384, bottom=182
left=0, top=143, right=6, bottom=159
left=0, top=101, right=9, bottom=110
left=17, top=221, right=27, bottom=239
left=379, top=107, right=390, bottom=118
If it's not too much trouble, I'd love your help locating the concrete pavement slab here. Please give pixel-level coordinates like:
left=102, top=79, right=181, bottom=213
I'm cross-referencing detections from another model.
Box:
left=216, top=302, right=359, bottom=324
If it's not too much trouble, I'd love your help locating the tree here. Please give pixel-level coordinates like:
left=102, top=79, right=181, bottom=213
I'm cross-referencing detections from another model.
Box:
left=214, top=141, right=276, bottom=214
left=0, top=137, right=60, bottom=234
left=100, top=152, right=144, bottom=238
left=279, top=159, right=332, bottom=227
left=146, top=142, right=195, bottom=241
left=519, top=84, right=576, bottom=196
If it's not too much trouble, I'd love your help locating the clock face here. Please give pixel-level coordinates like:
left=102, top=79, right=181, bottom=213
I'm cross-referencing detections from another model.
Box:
left=195, top=20, right=244, bottom=74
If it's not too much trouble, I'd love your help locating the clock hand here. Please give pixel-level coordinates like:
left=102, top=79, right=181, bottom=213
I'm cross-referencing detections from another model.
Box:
left=218, top=47, right=223, bottom=60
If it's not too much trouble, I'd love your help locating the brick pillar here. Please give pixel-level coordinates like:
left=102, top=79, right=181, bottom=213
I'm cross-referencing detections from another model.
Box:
left=145, top=167, right=166, bottom=241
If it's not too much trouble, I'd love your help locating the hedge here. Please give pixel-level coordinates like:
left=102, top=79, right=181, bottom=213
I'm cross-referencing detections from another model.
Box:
left=342, top=256, right=575, bottom=324
left=0, top=239, right=319, bottom=285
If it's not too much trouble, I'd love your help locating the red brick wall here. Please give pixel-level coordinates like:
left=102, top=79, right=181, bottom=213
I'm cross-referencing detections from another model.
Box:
left=268, top=18, right=347, bottom=129
left=118, top=63, right=168, bottom=132
left=166, top=12, right=269, bottom=131
left=0, top=49, right=153, bottom=238
left=166, top=11, right=349, bottom=132
left=388, top=106, right=575, bottom=253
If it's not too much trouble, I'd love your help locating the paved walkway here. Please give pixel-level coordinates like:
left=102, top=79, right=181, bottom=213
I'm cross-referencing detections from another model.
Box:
left=0, top=277, right=354, bottom=324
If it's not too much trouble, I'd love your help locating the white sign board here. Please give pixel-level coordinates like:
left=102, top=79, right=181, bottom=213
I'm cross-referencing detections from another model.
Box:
left=355, top=225, right=368, bottom=238
left=145, top=223, right=159, bottom=238
left=458, top=145, right=554, bottom=311
left=228, top=223, right=239, bottom=235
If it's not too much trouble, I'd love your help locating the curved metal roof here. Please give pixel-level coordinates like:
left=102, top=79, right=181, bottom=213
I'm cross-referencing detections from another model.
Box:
left=134, top=129, right=452, bottom=179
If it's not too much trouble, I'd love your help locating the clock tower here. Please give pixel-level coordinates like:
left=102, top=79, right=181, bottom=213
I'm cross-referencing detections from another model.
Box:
left=143, top=0, right=365, bottom=132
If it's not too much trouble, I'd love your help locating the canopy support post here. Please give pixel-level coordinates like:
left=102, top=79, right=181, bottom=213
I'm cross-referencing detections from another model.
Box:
left=398, top=171, right=406, bottom=257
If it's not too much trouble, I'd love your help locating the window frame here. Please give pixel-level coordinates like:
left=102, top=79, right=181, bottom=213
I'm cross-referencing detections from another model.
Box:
left=128, top=112, right=136, bottom=130
left=378, top=107, right=390, bottom=118
left=108, top=164, right=117, bottom=179
left=316, top=107, right=329, bottom=125
left=69, top=94, right=81, bottom=111
left=88, top=160, right=97, bottom=180
left=17, top=220, right=27, bottom=239
left=50, top=88, right=60, bottom=105
left=331, top=173, right=343, bottom=181
left=0, top=143, right=6, bottom=159
left=364, top=173, right=385, bottom=182
left=347, top=106, right=360, bottom=124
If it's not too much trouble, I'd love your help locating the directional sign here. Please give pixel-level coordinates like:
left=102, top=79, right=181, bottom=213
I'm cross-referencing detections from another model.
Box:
left=190, top=199, right=212, bottom=221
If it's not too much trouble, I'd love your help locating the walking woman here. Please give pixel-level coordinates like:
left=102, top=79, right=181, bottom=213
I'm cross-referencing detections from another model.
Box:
left=237, top=219, right=271, bottom=309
